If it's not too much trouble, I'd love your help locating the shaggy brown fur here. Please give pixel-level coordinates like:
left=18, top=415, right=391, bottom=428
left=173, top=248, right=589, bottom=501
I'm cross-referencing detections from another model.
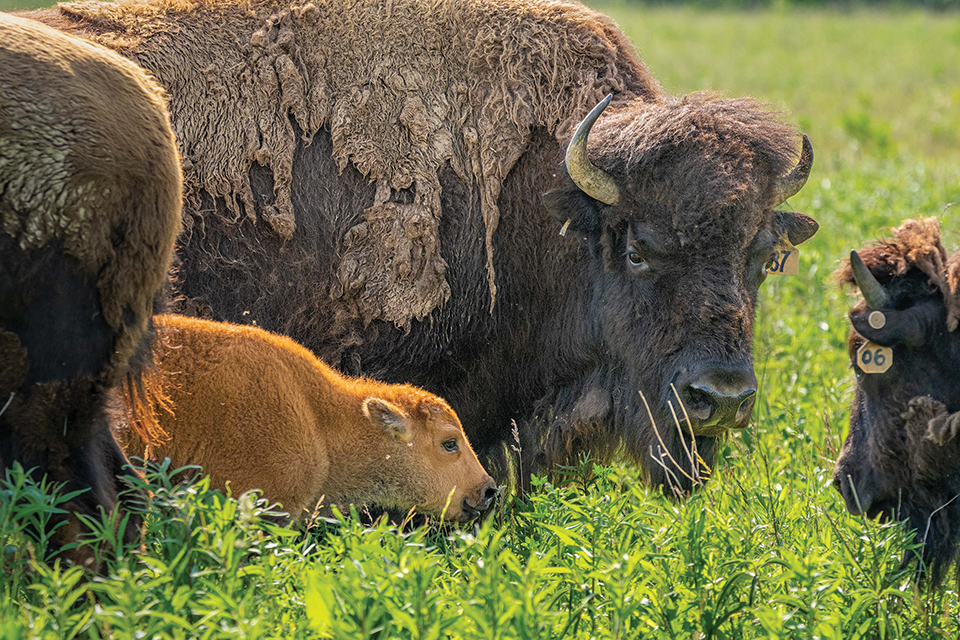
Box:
left=834, top=217, right=960, bottom=584
left=118, top=315, right=496, bottom=523
left=836, top=217, right=960, bottom=330
left=26, top=0, right=817, bottom=493
left=32, top=0, right=659, bottom=326
left=0, top=14, right=181, bottom=568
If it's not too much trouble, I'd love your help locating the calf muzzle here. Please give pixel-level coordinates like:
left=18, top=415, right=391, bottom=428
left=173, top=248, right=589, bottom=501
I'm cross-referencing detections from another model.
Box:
left=461, top=478, right=498, bottom=521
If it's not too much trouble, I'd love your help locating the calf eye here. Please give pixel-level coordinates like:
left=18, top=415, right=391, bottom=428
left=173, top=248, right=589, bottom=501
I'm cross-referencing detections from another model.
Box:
left=442, top=439, right=459, bottom=453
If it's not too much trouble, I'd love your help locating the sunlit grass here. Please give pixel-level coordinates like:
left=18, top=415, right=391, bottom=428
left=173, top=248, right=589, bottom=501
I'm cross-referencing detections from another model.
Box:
left=2, top=4, right=960, bottom=639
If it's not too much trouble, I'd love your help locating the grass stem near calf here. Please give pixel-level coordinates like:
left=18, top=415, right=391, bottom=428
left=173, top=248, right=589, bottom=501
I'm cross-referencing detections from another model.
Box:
left=0, top=14, right=181, bottom=571
left=117, top=315, right=497, bottom=524
left=834, top=217, right=960, bottom=585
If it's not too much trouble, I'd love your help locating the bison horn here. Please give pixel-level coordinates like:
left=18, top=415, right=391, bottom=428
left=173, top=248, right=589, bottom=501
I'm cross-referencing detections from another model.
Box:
left=565, top=94, right=620, bottom=206
left=850, top=250, right=892, bottom=309
left=772, top=135, right=813, bottom=207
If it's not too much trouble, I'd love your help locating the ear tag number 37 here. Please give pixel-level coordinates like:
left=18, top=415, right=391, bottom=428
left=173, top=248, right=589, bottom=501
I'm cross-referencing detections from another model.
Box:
left=767, top=237, right=800, bottom=276
left=857, top=341, right=893, bottom=374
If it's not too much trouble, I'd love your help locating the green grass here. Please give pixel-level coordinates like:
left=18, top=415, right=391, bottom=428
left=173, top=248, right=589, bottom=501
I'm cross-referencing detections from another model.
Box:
left=3, top=5, right=960, bottom=639
left=1, top=0, right=47, bottom=12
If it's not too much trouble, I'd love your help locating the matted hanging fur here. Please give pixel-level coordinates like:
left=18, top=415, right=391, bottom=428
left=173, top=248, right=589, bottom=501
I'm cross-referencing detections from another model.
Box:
left=51, top=0, right=658, bottom=325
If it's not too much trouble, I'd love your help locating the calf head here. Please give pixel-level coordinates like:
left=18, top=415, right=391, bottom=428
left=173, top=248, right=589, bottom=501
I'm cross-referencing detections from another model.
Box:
left=543, top=94, right=818, bottom=492
left=362, top=393, right=496, bottom=523
left=833, top=217, right=960, bottom=583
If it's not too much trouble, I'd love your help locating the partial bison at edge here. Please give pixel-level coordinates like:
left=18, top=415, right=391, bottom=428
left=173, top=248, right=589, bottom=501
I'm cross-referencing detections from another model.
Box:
left=834, top=217, right=960, bottom=584
left=31, top=0, right=817, bottom=493
left=0, top=14, right=182, bottom=568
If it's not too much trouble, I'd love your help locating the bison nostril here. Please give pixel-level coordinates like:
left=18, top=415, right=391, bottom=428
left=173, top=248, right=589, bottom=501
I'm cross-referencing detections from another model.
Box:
left=684, top=385, right=713, bottom=416
left=675, top=364, right=758, bottom=431
left=686, top=383, right=756, bottom=425
left=833, top=472, right=874, bottom=516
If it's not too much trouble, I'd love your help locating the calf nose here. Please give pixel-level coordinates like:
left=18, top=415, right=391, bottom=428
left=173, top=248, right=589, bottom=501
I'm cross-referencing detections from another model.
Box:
left=476, top=481, right=499, bottom=513
left=677, top=366, right=757, bottom=431
left=464, top=477, right=498, bottom=518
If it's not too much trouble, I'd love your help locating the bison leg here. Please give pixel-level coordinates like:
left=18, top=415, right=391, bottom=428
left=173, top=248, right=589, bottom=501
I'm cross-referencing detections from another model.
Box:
left=1, top=241, right=144, bottom=570
left=1, top=378, right=144, bottom=570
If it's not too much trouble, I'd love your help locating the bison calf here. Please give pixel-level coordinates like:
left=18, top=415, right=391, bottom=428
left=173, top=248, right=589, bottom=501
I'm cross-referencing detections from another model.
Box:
left=118, top=315, right=497, bottom=524
left=833, top=217, right=960, bottom=584
left=0, top=14, right=181, bottom=568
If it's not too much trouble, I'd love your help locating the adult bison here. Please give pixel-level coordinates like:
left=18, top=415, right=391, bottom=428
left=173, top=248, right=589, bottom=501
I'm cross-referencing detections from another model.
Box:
left=834, top=217, right=960, bottom=584
left=0, top=14, right=182, bottom=567
left=32, top=0, right=817, bottom=492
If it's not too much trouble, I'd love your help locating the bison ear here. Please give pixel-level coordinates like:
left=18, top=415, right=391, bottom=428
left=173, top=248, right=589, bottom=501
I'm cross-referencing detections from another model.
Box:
left=542, top=184, right=602, bottom=238
left=362, top=398, right=411, bottom=442
left=773, top=211, right=819, bottom=246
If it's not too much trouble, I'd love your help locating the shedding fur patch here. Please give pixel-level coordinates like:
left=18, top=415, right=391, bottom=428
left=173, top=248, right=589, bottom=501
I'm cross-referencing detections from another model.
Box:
left=54, top=0, right=659, bottom=323
left=836, top=217, right=960, bottom=331
left=332, top=202, right=450, bottom=329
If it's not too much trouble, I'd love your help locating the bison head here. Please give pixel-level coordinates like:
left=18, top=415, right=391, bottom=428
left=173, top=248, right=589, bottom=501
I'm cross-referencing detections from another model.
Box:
left=833, top=217, right=960, bottom=583
left=542, top=94, right=817, bottom=493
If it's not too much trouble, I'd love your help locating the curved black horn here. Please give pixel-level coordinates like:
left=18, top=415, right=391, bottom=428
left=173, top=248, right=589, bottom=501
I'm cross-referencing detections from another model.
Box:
left=850, top=250, right=892, bottom=309
left=772, top=135, right=813, bottom=206
left=565, top=94, right=620, bottom=206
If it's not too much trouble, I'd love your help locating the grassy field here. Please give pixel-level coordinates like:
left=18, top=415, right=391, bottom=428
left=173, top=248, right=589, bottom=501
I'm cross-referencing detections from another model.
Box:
left=3, top=4, right=960, bottom=639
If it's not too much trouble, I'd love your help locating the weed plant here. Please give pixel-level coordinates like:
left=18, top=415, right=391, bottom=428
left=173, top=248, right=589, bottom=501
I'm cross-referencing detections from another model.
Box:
left=2, top=5, right=960, bottom=639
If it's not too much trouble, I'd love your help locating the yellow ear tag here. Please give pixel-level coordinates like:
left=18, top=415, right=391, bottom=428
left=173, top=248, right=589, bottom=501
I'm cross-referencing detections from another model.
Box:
left=857, top=341, right=893, bottom=374
left=767, top=237, right=800, bottom=276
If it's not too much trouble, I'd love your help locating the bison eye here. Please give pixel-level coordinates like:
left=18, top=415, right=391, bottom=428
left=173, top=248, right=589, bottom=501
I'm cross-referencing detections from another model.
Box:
left=756, top=262, right=769, bottom=287
left=442, top=439, right=459, bottom=453
left=627, top=250, right=649, bottom=273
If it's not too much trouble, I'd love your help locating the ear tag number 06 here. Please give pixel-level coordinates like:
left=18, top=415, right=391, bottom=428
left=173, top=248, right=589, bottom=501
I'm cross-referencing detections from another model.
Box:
left=768, top=237, right=800, bottom=276
left=857, top=341, right=893, bottom=374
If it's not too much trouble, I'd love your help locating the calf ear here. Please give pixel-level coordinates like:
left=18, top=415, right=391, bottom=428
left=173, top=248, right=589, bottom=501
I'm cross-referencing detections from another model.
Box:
left=542, top=183, right=602, bottom=238
left=773, top=211, right=819, bottom=246
left=363, top=398, right=411, bottom=442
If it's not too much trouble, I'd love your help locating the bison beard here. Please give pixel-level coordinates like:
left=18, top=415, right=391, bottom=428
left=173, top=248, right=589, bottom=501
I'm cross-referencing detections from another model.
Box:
left=34, top=0, right=817, bottom=493
left=834, top=218, right=960, bottom=584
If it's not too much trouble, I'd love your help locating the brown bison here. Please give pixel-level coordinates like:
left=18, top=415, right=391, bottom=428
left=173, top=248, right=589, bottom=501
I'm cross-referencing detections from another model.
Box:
left=0, top=14, right=181, bottom=567
left=117, top=315, right=497, bottom=524
left=834, top=217, right=960, bottom=584
left=30, top=0, right=817, bottom=492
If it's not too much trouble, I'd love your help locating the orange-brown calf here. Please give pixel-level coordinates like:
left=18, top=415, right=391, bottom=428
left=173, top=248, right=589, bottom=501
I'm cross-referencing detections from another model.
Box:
left=119, top=315, right=496, bottom=523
